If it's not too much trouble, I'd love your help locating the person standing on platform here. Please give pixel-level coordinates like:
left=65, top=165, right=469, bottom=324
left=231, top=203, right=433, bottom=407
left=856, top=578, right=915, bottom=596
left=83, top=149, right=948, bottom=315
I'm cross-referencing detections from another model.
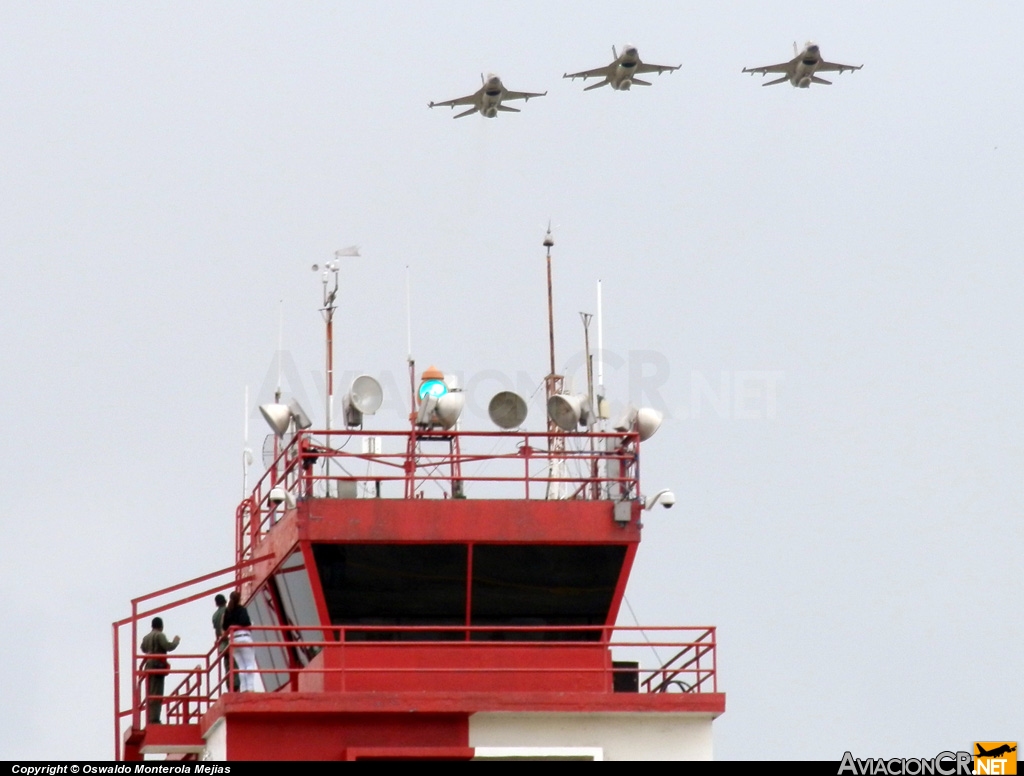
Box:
left=222, top=591, right=258, bottom=692
left=140, top=617, right=180, bottom=724
left=212, top=594, right=227, bottom=641
left=212, top=594, right=238, bottom=692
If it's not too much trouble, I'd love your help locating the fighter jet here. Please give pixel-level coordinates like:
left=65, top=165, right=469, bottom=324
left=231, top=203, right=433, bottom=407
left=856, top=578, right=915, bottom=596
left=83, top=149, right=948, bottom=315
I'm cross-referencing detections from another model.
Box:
left=743, top=42, right=862, bottom=87
left=429, top=74, right=546, bottom=118
left=563, top=45, right=681, bottom=91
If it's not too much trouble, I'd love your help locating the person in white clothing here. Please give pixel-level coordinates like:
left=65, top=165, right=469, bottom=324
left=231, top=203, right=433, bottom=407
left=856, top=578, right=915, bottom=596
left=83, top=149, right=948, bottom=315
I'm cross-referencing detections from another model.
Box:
left=221, top=591, right=258, bottom=692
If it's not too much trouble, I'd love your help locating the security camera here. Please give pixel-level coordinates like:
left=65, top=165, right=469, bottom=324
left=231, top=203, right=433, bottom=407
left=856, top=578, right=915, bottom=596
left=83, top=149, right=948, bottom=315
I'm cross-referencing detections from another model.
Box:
left=643, top=489, right=676, bottom=511
left=268, top=487, right=286, bottom=505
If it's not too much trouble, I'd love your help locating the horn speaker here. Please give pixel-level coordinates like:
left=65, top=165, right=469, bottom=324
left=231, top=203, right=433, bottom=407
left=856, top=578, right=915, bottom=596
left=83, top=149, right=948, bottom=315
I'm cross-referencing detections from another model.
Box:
left=488, top=391, right=528, bottom=429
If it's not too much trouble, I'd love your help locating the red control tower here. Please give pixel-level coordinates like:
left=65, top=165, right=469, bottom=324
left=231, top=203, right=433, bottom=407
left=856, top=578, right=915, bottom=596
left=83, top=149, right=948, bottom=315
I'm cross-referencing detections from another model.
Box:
left=112, top=241, right=725, bottom=761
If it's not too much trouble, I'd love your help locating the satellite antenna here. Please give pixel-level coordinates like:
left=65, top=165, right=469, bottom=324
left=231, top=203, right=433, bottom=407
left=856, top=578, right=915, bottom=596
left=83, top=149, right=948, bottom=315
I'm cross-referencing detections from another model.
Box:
left=262, top=432, right=294, bottom=467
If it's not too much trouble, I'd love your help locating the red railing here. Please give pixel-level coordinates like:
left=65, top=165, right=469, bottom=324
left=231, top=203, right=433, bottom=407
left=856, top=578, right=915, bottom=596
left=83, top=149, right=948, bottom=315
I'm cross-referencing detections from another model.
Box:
left=117, top=624, right=716, bottom=735
left=112, top=561, right=264, bottom=760
left=237, top=428, right=643, bottom=567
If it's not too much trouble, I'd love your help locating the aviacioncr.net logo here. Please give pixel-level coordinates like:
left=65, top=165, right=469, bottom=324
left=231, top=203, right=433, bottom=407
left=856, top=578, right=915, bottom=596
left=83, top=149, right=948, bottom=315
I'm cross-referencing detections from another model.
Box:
left=839, top=751, right=973, bottom=775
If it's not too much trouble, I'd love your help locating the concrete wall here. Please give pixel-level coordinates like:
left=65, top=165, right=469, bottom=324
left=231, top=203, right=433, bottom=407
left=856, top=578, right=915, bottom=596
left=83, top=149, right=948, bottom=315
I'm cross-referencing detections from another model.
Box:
left=470, top=712, right=715, bottom=761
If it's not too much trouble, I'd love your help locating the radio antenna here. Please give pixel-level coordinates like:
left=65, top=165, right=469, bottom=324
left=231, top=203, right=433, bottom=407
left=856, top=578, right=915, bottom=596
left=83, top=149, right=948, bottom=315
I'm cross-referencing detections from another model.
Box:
left=406, top=265, right=413, bottom=362
left=242, top=386, right=253, bottom=498
left=406, top=265, right=417, bottom=415
left=276, top=301, right=284, bottom=403
left=596, top=279, right=605, bottom=428
left=542, top=223, right=565, bottom=499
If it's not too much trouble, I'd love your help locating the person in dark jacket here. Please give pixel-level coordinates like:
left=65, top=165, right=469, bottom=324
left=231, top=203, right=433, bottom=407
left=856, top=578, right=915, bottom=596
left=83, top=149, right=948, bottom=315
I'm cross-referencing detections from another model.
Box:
left=140, top=617, right=180, bottom=724
left=212, top=594, right=239, bottom=691
left=222, top=591, right=257, bottom=692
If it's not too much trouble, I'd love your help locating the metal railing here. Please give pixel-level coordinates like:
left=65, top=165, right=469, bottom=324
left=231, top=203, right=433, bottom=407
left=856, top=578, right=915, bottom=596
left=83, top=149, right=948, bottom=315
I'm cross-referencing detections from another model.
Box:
left=237, top=428, right=643, bottom=566
left=121, top=624, right=717, bottom=731
left=112, top=560, right=263, bottom=760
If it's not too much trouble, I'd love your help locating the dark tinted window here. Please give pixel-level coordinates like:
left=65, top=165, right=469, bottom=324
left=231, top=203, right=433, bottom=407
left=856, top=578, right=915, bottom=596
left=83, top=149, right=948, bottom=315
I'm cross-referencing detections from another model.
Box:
left=313, top=543, right=467, bottom=640
left=471, top=544, right=626, bottom=640
left=248, top=585, right=291, bottom=691
left=273, top=549, right=323, bottom=664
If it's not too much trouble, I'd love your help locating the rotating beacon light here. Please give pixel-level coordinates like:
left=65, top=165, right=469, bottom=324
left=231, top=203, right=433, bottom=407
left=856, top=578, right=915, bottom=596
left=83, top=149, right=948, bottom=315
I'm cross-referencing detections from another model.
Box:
left=417, top=365, right=448, bottom=401
left=416, top=365, right=464, bottom=429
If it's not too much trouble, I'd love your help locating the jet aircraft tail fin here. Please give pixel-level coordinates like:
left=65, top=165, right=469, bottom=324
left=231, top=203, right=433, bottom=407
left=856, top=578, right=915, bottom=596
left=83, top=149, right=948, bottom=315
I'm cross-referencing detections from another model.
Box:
left=584, top=79, right=610, bottom=91
left=631, top=78, right=652, bottom=86
left=810, top=76, right=832, bottom=85
left=496, top=105, right=521, bottom=113
left=454, top=107, right=479, bottom=119
left=762, top=75, right=790, bottom=87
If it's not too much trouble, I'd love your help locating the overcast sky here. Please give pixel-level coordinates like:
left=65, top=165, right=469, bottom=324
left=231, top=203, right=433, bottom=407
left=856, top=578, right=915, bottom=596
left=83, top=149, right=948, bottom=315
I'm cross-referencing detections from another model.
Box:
left=1, top=1, right=1021, bottom=761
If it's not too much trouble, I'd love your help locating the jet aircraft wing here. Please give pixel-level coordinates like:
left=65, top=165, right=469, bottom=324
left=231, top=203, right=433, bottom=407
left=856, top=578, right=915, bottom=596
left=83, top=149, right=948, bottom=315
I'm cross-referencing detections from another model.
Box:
left=635, top=62, right=681, bottom=75
left=817, top=60, right=863, bottom=73
left=502, top=88, right=547, bottom=102
left=429, top=90, right=480, bottom=109
left=563, top=65, right=613, bottom=81
left=742, top=58, right=796, bottom=75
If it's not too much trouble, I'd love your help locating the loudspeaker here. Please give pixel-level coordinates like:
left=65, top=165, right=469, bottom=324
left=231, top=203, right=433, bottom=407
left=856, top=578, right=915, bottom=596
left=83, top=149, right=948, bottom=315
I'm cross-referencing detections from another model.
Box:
left=635, top=407, right=663, bottom=441
left=547, top=394, right=592, bottom=432
left=434, top=392, right=465, bottom=429
left=287, top=399, right=312, bottom=430
left=488, top=391, right=528, bottom=429
left=343, top=375, right=383, bottom=427
left=614, top=406, right=664, bottom=441
left=259, top=403, right=292, bottom=437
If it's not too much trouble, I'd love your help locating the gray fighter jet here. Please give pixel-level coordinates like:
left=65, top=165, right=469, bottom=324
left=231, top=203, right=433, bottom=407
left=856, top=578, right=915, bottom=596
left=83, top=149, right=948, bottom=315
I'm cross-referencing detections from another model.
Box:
left=563, top=45, right=681, bottom=91
left=429, top=74, right=546, bottom=118
left=743, top=42, right=862, bottom=87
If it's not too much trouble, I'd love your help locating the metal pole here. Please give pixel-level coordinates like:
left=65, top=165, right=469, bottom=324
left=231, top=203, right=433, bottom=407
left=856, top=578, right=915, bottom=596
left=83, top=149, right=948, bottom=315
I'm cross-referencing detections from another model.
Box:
left=545, top=227, right=556, bottom=382
left=581, top=312, right=597, bottom=499
left=580, top=312, right=594, bottom=419
left=543, top=226, right=565, bottom=499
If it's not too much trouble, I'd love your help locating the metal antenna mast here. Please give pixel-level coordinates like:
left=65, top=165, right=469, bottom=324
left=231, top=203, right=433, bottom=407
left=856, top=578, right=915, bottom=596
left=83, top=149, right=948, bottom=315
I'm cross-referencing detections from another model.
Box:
left=543, top=225, right=565, bottom=499
left=318, top=246, right=360, bottom=434
left=580, top=312, right=594, bottom=423
left=321, top=262, right=340, bottom=433
left=316, top=246, right=360, bottom=494
left=543, top=224, right=564, bottom=404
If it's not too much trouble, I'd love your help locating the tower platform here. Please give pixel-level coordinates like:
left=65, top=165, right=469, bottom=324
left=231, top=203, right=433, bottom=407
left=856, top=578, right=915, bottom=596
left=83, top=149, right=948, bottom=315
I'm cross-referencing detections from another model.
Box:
left=114, top=428, right=724, bottom=761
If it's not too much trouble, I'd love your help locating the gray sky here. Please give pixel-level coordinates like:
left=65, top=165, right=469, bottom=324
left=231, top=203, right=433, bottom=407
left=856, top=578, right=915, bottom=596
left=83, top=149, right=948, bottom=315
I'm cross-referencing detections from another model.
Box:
left=1, top=1, right=1021, bottom=760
